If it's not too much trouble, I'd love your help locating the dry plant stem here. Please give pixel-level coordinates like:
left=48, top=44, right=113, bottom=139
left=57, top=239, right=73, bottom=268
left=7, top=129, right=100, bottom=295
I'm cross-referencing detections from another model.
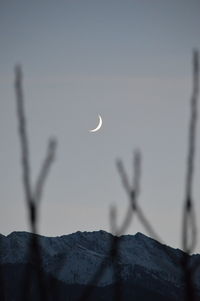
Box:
left=116, top=154, right=161, bottom=242
left=109, top=151, right=142, bottom=301
left=182, top=50, right=199, bottom=254
left=182, top=50, right=199, bottom=301
left=80, top=152, right=141, bottom=301
left=15, top=66, right=33, bottom=208
left=15, top=65, right=47, bottom=301
left=116, top=135, right=191, bottom=290
left=15, top=66, right=57, bottom=301
left=34, top=138, right=57, bottom=205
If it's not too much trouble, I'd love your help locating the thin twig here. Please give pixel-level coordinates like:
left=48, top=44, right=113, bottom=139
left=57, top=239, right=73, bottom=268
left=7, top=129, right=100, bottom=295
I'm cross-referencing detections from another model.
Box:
left=34, top=138, right=57, bottom=205
left=117, top=152, right=161, bottom=242
left=182, top=50, right=199, bottom=301
left=182, top=50, right=199, bottom=254
left=15, top=65, right=33, bottom=207
left=80, top=151, right=141, bottom=301
left=15, top=65, right=57, bottom=301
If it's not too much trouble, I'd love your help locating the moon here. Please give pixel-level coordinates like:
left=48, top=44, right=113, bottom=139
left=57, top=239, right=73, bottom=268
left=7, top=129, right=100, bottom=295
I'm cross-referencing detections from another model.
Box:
left=89, top=114, right=103, bottom=133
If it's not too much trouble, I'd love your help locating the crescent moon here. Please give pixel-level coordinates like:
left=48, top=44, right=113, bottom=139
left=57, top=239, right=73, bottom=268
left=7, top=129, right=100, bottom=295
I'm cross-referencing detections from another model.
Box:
left=89, top=114, right=102, bottom=132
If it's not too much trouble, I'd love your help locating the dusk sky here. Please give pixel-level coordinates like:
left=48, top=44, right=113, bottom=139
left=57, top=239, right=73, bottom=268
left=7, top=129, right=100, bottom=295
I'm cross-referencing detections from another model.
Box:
left=1, top=0, right=200, bottom=251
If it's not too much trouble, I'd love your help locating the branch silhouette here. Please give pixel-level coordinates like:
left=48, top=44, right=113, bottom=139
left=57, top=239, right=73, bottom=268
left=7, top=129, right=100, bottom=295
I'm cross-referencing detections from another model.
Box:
left=15, top=65, right=57, bottom=301
left=79, top=151, right=141, bottom=301
left=34, top=138, right=57, bottom=206
left=182, top=50, right=199, bottom=301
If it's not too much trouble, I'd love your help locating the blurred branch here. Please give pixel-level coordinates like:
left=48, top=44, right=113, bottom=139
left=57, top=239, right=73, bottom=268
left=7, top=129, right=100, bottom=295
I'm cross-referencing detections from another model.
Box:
left=181, top=50, right=199, bottom=301
left=15, top=65, right=57, bottom=301
left=110, top=151, right=141, bottom=301
left=182, top=50, right=199, bottom=254
left=112, top=150, right=141, bottom=236
left=80, top=151, right=141, bottom=301
left=34, top=138, right=57, bottom=205
left=116, top=150, right=161, bottom=242
left=15, top=66, right=33, bottom=207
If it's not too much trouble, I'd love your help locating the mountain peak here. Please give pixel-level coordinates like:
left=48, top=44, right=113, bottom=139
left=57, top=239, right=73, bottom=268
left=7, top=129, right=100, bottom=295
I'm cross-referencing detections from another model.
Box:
left=0, top=229, right=200, bottom=296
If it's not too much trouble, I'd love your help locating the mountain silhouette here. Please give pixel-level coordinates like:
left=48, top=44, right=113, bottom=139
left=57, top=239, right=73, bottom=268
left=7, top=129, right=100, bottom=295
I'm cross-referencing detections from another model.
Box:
left=0, top=230, right=200, bottom=300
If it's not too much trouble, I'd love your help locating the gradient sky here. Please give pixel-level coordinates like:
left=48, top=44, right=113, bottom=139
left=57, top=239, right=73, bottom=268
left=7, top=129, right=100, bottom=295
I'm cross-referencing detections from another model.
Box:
left=1, top=0, right=200, bottom=251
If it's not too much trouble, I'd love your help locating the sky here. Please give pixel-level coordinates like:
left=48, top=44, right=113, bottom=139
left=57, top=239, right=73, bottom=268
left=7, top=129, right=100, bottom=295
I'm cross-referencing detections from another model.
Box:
left=1, top=0, right=200, bottom=252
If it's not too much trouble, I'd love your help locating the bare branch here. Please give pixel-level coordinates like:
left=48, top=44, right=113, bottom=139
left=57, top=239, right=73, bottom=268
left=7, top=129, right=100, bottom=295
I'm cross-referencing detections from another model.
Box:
left=113, top=151, right=141, bottom=235
left=15, top=65, right=32, bottom=206
left=34, top=138, right=57, bottom=205
left=15, top=66, right=57, bottom=301
left=182, top=50, right=199, bottom=254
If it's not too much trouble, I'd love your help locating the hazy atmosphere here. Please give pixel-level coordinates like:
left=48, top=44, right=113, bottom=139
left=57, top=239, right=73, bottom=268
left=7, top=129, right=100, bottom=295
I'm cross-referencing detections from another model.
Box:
left=1, top=0, right=200, bottom=251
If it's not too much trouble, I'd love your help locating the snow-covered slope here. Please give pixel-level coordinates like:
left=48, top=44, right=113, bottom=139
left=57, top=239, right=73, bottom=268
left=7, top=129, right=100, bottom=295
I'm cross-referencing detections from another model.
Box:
left=0, top=231, right=199, bottom=288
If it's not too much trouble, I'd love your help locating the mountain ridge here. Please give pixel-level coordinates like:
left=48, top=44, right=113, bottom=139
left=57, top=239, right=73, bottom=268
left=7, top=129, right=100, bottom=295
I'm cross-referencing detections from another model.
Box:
left=0, top=230, right=200, bottom=300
